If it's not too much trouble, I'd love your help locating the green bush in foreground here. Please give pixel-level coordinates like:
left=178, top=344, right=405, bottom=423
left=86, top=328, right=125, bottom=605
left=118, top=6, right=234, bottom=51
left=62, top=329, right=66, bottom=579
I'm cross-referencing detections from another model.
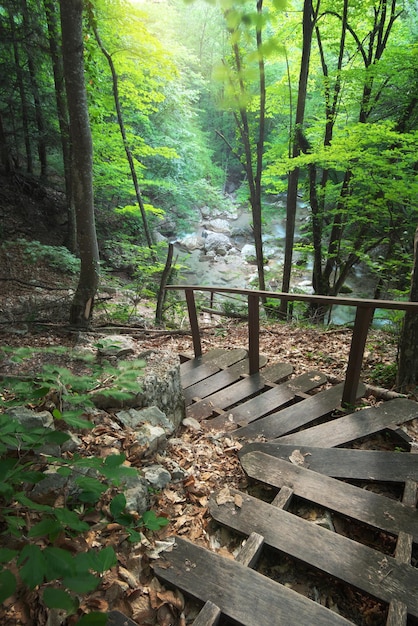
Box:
left=0, top=348, right=169, bottom=624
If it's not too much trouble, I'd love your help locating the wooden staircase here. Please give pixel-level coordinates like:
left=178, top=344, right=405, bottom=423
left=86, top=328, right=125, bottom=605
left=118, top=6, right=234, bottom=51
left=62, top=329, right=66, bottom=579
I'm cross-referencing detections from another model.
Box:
left=153, top=348, right=418, bottom=626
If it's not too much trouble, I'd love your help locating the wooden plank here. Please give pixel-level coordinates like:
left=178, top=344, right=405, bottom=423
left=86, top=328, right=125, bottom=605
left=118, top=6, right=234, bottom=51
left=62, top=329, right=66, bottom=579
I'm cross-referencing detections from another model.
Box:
left=258, top=361, right=294, bottom=384
left=386, top=479, right=417, bottom=626
left=206, top=371, right=327, bottom=430
left=193, top=601, right=221, bottom=626
left=183, top=368, right=242, bottom=405
left=274, top=398, right=418, bottom=447
left=241, top=451, right=418, bottom=542
left=181, top=362, right=221, bottom=389
left=226, top=354, right=268, bottom=376
left=186, top=373, right=266, bottom=422
left=209, top=489, right=418, bottom=618
left=154, top=537, right=353, bottom=626
left=202, top=347, right=248, bottom=368
left=235, top=382, right=365, bottom=440
left=238, top=443, right=418, bottom=482
left=108, top=610, right=138, bottom=626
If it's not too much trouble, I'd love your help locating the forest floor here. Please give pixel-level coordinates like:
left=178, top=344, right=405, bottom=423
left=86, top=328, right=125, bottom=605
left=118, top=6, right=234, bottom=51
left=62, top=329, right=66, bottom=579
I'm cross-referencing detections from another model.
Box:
left=1, top=236, right=417, bottom=624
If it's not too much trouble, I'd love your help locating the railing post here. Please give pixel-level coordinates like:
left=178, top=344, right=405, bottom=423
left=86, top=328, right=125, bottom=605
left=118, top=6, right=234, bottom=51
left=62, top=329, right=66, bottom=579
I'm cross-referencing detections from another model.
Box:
left=342, top=306, right=374, bottom=408
left=185, top=288, right=202, bottom=358
left=248, top=294, right=260, bottom=375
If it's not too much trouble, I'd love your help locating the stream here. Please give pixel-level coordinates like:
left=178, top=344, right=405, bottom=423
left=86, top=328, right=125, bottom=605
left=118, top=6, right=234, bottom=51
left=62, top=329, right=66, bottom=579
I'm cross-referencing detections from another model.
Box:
left=170, top=199, right=381, bottom=327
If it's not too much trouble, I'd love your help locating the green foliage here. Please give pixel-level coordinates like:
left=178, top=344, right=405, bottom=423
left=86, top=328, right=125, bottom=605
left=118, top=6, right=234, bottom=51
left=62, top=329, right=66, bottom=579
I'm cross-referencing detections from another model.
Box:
left=2, top=240, right=80, bottom=275
left=369, top=362, right=398, bottom=388
left=0, top=347, right=169, bottom=621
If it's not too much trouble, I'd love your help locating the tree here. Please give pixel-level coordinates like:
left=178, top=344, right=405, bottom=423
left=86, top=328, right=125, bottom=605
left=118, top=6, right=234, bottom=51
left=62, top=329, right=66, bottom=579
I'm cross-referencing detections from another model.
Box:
left=87, top=0, right=154, bottom=250
left=397, top=224, right=418, bottom=392
left=280, top=0, right=317, bottom=315
left=59, top=0, right=100, bottom=327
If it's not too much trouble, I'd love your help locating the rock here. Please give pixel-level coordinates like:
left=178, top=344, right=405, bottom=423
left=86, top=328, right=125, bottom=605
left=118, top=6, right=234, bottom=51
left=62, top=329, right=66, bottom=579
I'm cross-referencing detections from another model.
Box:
left=182, top=416, right=202, bottom=431
left=8, top=406, right=54, bottom=429
left=176, top=234, right=205, bottom=251
left=97, top=334, right=136, bottom=359
left=31, top=470, right=68, bottom=504
left=124, top=481, right=150, bottom=515
left=135, top=424, right=167, bottom=455
left=204, top=232, right=232, bottom=256
left=241, top=244, right=257, bottom=263
left=203, top=218, right=231, bottom=234
left=116, top=406, right=174, bottom=435
left=61, top=432, right=82, bottom=453
left=142, top=465, right=171, bottom=490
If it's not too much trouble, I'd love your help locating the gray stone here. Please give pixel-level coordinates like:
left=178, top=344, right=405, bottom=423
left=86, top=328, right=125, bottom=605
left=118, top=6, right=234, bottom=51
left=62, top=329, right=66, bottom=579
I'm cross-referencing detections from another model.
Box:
left=124, top=482, right=150, bottom=516
left=177, top=234, right=205, bottom=251
left=143, top=465, right=171, bottom=490
left=204, top=218, right=231, bottom=235
left=241, top=244, right=257, bottom=263
left=30, top=470, right=68, bottom=503
left=182, top=416, right=202, bottom=431
left=117, top=406, right=174, bottom=435
left=8, top=406, right=54, bottom=429
left=163, top=459, right=188, bottom=482
left=97, top=335, right=136, bottom=359
left=61, top=432, right=82, bottom=453
left=135, top=424, right=167, bottom=455
left=204, top=232, right=232, bottom=256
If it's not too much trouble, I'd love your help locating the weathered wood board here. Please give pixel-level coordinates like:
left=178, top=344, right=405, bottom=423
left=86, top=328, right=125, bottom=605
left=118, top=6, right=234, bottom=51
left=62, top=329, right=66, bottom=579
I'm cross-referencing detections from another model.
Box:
left=235, top=382, right=365, bottom=439
left=275, top=398, right=418, bottom=447
left=226, top=354, right=268, bottom=376
left=241, top=451, right=418, bottom=542
left=238, top=443, right=418, bottom=481
left=186, top=373, right=267, bottom=422
left=206, top=371, right=327, bottom=430
left=181, top=362, right=221, bottom=389
left=153, top=536, right=353, bottom=626
left=183, top=368, right=242, bottom=405
left=209, top=489, right=418, bottom=617
left=202, top=347, right=248, bottom=368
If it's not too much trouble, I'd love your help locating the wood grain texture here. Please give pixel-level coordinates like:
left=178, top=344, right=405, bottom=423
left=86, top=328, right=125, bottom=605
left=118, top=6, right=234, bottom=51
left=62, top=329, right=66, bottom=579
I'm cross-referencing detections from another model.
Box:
left=153, top=537, right=353, bottom=626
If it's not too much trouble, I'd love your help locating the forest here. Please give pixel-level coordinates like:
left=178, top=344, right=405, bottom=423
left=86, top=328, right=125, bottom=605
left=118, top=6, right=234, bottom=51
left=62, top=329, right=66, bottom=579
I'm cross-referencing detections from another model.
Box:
left=0, top=0, right=418, bottom=623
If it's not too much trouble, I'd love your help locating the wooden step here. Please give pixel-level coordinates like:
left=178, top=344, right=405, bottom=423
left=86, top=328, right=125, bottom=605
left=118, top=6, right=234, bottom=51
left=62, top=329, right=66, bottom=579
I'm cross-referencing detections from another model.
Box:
left=275, top=398, right=418, bottom=447
left=238, top=443, right=418, bottom=481
left=209, top=488, right=418, bottom=618
left=183, top=368, right=242, bottom=405
left=186, top=373, right=267, bottom=422
left=181, top=362, right=221, bottom=389
left=153, top=536, right=353, bottom=626
left=235, top=382, right=365, bottom=439
left=240, top=451, right=418, bottom=542
left=205, top=371, right=327, bottom=430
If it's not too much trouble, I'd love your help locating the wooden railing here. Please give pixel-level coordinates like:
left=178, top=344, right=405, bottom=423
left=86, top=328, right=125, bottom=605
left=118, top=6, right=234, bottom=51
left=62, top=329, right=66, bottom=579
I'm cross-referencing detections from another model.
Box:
left=166, top=285, right=418, bottom=407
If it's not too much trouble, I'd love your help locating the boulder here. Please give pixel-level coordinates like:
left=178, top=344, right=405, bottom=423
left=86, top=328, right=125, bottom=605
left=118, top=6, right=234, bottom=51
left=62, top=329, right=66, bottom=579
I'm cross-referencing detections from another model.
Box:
left=203, top=218, right=231, bottom=235
left=204, top=232, right=232, bottom=256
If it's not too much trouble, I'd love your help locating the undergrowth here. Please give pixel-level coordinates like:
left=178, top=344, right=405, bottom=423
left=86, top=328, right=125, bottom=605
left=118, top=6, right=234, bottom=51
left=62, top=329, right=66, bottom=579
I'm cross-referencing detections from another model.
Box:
left=0, top=345, right=169, bottom=624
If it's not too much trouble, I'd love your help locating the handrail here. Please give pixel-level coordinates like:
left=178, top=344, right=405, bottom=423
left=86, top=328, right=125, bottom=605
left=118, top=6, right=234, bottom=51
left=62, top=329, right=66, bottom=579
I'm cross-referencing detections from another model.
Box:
left=166, top=285, right=418, bottom=407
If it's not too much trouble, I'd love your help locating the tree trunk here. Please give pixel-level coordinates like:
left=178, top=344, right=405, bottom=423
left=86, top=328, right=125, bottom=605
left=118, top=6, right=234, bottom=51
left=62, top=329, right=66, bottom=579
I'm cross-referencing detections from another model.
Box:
left=87, top=2, right=154, bottom=250
left=21, top=0, right=48, bottom=179
left=397, top=226, right=418, bottom=392
left=60, top=0, right=100, bottom=327
left=280, top=0, right=314, bottom=316
left=44, top=0, right=76, bottom=252
left=9, top=7, right=33, bottom=173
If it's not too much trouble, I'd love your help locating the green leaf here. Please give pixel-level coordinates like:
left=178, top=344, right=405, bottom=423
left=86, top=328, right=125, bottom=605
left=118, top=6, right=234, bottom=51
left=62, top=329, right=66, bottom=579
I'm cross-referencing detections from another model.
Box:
left=110, top=493, right=126, bottom=519
left=61, top=412, right=93, bottom=429
left=104, top=454, right=126, bottom=467
left=43, top=547, right=76, bottom=580
left=94, top=546, right=117, bottom=573
left=53, top=508, right=90, bottom=532
left=141, top=510, right=169, bottom=531
left=18, top=545, right=46, bottom=589
left=43, top=588, right=79, bottom=613
left=0, top=549, right=18, bottom=564
left=0, top=570, right=16, bottom=603
left=76, top=612, right=108, bottom=626
left=63, top=572, right=99, bottom=593
left=28, top=518, right=62, bottom=538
